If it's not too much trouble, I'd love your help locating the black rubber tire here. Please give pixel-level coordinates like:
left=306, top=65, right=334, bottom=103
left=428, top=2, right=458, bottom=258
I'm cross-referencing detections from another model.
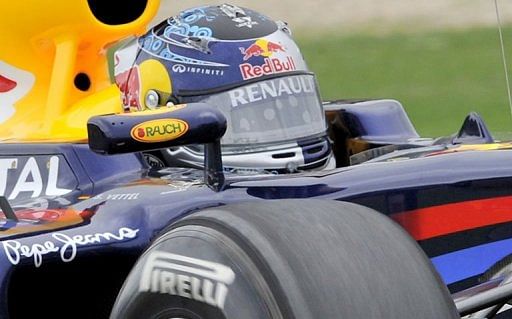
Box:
left=110, top=199, right=459, bottom=319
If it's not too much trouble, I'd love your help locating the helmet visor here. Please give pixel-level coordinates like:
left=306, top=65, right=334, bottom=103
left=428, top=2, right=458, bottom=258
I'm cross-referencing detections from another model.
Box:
left=193, top=74, right=326, bottom=146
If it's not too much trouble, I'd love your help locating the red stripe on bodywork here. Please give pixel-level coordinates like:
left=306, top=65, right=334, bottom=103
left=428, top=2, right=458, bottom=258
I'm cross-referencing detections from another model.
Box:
left=391, top=196, right=512, bottom=241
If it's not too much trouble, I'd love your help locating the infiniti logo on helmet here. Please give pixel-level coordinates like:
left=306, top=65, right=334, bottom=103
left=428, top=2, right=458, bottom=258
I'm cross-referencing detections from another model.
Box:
left=171, top=64, right=224, bottom=76
left=172, top=64, right=187, bottom=73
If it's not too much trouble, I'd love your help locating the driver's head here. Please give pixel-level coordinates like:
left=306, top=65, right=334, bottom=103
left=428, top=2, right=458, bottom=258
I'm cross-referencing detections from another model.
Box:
left=114, top=3, right=335, bottom=173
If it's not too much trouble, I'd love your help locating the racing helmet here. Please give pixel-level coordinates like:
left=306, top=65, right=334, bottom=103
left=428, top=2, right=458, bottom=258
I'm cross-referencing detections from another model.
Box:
left=114, top=3, right=335, bottom=174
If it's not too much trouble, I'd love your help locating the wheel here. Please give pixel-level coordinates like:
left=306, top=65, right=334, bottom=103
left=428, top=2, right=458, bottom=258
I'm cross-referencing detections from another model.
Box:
left=110, top=199, right=459, bottom=319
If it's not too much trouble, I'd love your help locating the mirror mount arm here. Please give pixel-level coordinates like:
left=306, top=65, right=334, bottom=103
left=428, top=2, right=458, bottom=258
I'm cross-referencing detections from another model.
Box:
left=204, top=140, right=225, bottom=192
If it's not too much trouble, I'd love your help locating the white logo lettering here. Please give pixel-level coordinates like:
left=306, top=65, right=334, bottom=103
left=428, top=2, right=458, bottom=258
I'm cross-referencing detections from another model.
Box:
left=46, top=156, right=71, bottom=196
left=140, top=251, right=235, bottom=310
left=171, top=63, right=224, bottom=76
left=0, top=158, right=17, bottom=196
left=93, top=193, right=140, bottom=201
left=9, top=157, right=43, bottom=199
left=2, top=227, right=139, bottom=267
left=0, top=156, right=72, bottom=200
left=229, top=76, right=315, bottom=107
left=172, top=64, right=187, bottom=73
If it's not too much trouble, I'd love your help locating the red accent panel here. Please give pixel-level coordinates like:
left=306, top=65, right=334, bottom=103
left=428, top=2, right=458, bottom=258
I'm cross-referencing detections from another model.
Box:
left=0, top=74, right=16, bottom=93
left=391, top=196, right=512, bottom=241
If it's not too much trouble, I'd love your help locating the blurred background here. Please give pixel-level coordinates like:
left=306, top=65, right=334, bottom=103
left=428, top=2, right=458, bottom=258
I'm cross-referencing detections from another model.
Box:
left=149, top=1, right=512, bottom=137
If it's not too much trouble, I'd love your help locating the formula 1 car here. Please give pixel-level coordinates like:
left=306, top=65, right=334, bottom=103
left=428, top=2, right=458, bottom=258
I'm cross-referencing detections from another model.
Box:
left=2, top=1, right=512, bottom=319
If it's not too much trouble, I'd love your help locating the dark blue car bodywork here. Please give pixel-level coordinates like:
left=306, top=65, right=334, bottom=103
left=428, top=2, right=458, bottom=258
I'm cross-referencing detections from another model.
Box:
left=1, top=99, right=511, bottom=318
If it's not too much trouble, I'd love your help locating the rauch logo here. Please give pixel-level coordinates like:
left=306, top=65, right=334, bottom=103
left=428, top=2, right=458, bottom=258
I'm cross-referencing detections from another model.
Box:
left=131, top=119, right=189, bottom=143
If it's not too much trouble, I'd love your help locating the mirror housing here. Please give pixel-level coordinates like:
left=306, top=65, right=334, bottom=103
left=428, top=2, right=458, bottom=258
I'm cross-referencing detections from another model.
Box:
left=87, top=103, right=228, bottom=191
left=87, top=103, right=227, bottom=155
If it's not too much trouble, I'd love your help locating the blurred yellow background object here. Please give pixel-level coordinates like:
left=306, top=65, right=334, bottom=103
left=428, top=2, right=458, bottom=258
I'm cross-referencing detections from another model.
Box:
left=0, top=0, right=160, bottom=142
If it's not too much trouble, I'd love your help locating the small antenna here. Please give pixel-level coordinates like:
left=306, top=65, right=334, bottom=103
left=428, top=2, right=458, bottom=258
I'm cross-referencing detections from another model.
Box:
left=494, top=0, right=512, bottom=122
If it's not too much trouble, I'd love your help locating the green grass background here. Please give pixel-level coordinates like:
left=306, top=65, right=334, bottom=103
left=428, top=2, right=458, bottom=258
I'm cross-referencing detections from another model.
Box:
left=297, top=26, right=512, bottom=138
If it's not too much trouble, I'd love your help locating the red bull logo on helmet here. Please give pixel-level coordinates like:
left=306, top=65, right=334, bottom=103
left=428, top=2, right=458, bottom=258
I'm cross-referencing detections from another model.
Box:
left=240, top=57, right=296, bottom=81
left=239, top=39, right=296, bottom=80
left=239, top=39, right=286, bottom=61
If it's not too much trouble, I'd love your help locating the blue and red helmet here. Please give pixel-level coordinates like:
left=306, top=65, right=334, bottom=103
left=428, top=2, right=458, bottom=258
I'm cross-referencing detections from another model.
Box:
left=114, top=4, right=335, bottom=173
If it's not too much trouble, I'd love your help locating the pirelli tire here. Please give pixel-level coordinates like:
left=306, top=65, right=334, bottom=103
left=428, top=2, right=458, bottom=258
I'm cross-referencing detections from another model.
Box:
left=109, top=199, right=459, bottom=319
